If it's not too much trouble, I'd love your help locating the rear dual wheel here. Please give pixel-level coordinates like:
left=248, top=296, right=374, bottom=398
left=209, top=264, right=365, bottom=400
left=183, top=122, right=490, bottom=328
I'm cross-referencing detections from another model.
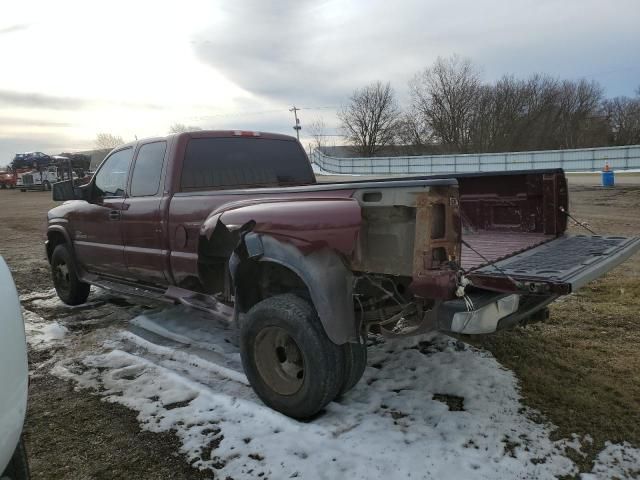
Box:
left=240, top=294, right=366, bottom=419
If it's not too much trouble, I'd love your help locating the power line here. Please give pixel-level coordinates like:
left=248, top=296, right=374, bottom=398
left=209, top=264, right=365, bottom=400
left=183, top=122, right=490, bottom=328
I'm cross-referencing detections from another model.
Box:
left=188, top=104, right=340, bottom=122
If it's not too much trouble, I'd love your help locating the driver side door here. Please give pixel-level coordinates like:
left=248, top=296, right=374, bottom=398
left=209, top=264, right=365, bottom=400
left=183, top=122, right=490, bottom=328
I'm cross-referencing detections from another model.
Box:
left=71, top=147, right=133, bottom=277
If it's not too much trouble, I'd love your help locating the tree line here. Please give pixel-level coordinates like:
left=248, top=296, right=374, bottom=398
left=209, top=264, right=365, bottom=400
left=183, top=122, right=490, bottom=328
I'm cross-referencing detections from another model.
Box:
left=338, top=55, right=640, bottom=156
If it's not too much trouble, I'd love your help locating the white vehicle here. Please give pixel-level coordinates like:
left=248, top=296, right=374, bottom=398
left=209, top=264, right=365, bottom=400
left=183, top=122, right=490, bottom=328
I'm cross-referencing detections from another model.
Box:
left=0, top=258, right=30, bottom=480
left=17, top=164, right=76, bottom=192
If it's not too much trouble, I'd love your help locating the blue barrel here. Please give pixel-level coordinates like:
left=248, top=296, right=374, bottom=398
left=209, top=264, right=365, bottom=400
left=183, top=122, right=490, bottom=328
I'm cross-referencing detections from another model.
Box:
left=602, top=170, right=615, bottom=187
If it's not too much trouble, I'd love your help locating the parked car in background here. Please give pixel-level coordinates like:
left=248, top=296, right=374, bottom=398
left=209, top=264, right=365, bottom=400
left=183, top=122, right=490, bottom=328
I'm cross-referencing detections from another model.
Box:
left=10, top=152, right=51, bottom=171
left=0, top=258, right=30, bottom=480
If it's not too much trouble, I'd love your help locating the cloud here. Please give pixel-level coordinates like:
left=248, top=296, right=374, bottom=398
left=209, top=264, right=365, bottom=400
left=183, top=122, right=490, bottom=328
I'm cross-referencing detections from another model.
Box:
left=0, top=24, right=29, bottom=35
left=192, top=0, right=640, bottom=106
left=192, top=1, right=372, bottom=106
left=0, top=89, right=165, bottom=111
left=0, top=117, right=72, bottom=128
left=0, top=90, right=87, bottom=110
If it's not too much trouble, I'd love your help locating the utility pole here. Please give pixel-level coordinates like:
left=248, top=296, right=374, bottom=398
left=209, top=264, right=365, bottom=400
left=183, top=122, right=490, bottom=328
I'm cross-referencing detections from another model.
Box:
left=289, top=106, right=301, bottom=140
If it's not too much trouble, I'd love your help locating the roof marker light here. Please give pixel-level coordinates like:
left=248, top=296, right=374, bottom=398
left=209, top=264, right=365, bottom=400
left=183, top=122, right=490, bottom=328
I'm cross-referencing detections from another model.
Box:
left=233, top=130, right=261, bottom=137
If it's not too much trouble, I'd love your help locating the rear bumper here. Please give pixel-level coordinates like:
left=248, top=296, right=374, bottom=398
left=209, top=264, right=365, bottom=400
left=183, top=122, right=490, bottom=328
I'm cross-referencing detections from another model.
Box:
left=437, top=292, right=555, bottom=334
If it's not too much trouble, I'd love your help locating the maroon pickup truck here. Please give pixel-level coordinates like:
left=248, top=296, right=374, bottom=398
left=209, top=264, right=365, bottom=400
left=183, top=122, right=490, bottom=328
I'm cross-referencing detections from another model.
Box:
left=48, top=130, right=640, bottom=418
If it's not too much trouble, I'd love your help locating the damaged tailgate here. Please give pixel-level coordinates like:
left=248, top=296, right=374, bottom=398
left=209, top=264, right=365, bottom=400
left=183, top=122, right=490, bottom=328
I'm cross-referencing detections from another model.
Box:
left=467, top=235, right=640, bottom=295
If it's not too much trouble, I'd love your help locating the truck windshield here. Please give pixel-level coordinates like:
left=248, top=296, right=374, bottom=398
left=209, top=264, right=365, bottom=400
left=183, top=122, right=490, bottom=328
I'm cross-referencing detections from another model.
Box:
left=180, top=137, right=315, bottom=191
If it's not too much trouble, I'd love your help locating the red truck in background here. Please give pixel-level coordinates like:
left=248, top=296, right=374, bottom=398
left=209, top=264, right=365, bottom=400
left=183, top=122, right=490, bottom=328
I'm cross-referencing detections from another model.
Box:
left=47, top=130, right=640, bottom=419
left=0, top=170, right=17, bottom=189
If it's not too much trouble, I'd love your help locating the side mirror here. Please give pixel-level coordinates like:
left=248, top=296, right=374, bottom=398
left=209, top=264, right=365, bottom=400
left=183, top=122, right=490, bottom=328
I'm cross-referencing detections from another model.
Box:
left=52, top=180, right=91, bottom=201
left=52, top=180, right=75, bottom=201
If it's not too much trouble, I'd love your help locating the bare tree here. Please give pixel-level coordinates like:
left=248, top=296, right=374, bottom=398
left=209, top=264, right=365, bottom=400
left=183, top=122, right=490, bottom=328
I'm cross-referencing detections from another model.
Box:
left=95, top=133, right=125, bottom=150
left=169, top=123, right=203, bottom=134
left=396, top=106, right=432, bottom=150
left=338, top=81, right=401, bottom=156
left=555, top=79, right=604, bottom=148
left=409, top=55, right=481, bottom=152
left=603, top=96, right=640, bottom=145
left=307, top=117, right=326, bottom=151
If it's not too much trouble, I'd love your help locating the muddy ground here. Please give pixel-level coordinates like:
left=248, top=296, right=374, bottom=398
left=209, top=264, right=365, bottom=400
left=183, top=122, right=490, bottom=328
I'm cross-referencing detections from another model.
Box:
left=0, top=174, right=638, bottom=479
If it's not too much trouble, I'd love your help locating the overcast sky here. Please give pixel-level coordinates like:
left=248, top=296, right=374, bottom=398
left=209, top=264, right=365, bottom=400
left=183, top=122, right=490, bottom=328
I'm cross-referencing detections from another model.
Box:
left=1, top=0, right=639, bottom=164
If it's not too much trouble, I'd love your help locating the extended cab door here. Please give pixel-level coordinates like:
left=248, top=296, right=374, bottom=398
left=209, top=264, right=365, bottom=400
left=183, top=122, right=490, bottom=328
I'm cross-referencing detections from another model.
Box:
left=72, top=147, right=133, bottom=276
left=121, top=140, right=169, bottom=285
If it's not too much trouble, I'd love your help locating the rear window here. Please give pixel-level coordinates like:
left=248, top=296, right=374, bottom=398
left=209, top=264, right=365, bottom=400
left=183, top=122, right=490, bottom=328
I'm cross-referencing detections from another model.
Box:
left=180, top=137, right=314, bottom=191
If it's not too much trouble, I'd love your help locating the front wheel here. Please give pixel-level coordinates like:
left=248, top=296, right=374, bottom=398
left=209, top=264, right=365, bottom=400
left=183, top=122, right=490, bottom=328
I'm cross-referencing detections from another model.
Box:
left=240, top=294, right=345, bottom=419
left=1, top=437, right=30, bottom=480
left=50, top=244, right=90, bottom=305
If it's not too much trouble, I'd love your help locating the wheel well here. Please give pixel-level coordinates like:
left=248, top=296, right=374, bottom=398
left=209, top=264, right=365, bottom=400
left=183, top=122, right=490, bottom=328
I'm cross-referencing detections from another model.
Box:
left=46, top=231, right=67, bottom=262
left=235, top=260, right=310, bottom=314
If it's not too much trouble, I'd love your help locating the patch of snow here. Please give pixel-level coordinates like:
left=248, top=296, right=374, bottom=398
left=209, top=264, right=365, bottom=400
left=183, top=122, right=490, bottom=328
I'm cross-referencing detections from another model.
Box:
left=54, top=306, right=586, bottom=479
left=582, top=442, right=640, bottom=480
left=19, top=288, right=57, bottom=302
left=21, top=287, right=108, bottom=310
left=23, top=309, right=68, bottom=349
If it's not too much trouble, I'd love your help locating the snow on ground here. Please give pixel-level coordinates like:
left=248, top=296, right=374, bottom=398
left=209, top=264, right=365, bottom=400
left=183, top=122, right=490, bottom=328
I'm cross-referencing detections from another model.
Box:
left=21, top=294, right=640, bottom=479
left=22, top=308, right=68, bottom=350
left=583, top=442, right=640, bottom=480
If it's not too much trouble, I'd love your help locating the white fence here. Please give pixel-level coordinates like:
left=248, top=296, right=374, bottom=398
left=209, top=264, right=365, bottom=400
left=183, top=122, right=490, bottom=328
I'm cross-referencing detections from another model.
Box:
left=309, top=144, right=640, bottom=175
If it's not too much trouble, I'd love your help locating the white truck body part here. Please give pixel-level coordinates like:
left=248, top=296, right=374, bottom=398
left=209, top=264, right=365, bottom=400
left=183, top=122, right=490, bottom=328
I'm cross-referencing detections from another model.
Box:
left=0, top=258, right=28, bottom=473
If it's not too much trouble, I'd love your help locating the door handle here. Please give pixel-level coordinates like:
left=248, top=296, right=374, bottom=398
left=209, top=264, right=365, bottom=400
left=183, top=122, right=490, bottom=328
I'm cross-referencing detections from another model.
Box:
left=109, top=210, right=121, bottom=220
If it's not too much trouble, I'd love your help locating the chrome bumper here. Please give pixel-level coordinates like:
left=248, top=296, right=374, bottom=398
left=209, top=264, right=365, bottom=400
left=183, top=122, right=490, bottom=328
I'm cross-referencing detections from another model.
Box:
left=438, top=294, right=520, bottom=334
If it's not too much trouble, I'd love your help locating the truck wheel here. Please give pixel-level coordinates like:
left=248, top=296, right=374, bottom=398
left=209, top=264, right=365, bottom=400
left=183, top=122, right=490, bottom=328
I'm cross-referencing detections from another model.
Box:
left=51, top=244, right=90, bottom=305
left=1, top=437, right=30, bottom=480
left=240, top=294, right=345, bottom=419
left=20, top=189, right=26, bottom=192
left=339, top=341, right=367, bottom=396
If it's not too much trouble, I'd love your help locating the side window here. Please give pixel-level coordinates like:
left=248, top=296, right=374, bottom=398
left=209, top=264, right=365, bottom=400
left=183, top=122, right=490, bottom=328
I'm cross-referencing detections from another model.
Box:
left=130, top=141, right=167, bottom=197
left=94, top=148, right=133, bottom=198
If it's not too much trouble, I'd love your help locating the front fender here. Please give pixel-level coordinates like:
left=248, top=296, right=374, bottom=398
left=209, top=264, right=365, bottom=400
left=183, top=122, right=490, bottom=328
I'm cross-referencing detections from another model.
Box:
left=230, top=234, right=358, bottom=345
left=46, top=224, right=74, bottom=261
